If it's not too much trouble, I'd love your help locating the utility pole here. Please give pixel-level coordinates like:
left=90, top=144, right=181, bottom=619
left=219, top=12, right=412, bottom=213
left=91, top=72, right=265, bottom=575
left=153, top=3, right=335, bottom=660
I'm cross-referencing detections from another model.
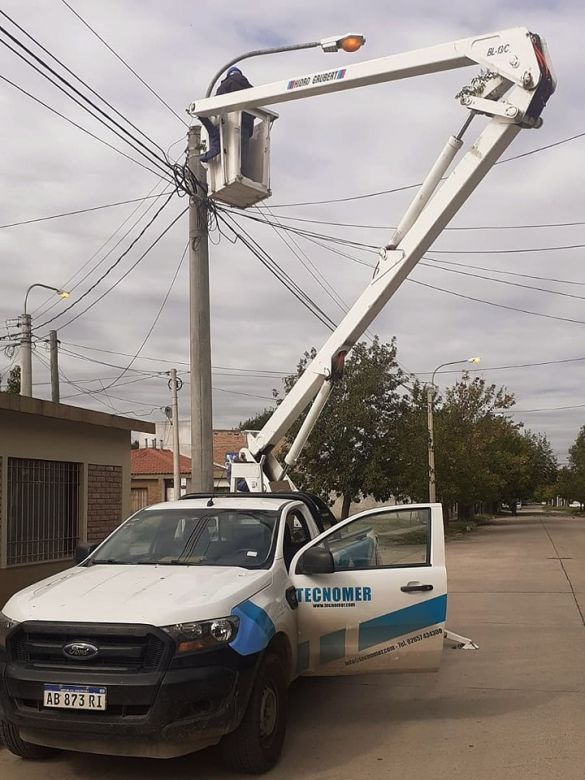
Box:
left=49, top=330, right=60, bottom=403
left=20, top=313, right=32, bottom=397
left=187, top=125, right=214, bottom=491
left=168, top=369, right=182, bottom=500
left=427, top=385, right=436, bottom=503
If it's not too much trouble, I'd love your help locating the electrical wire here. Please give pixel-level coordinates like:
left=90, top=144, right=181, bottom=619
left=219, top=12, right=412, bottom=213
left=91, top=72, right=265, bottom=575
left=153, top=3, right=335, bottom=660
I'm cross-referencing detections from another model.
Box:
left=100, top=243, right=188, bottom=389
left=0, top=8, right=170, bottom=155
left=0, top=192, right=172, bottom=230
left=0, top=74, right=170, bottom=180
left=59, top=342, right=291, bottom=374
left=59, top=0, right=188, bottom=127
left=44, top=206, right=187, bottom=333
left=424, top=256, right=585, bottom=287
left=408, top=278, right=585, bottom=327
left=257, top=211, right=585, bottom=233
left=33, top=183, right=171, bottom=319
left=0, top=25, right=172, bottom=178
left=35, top=193, right=177, bottom=330
left=268, top=130, right=585, bottom=208
left=217, top=211, right=338, bottom=332
left=419, top=261, right=585, bottom=302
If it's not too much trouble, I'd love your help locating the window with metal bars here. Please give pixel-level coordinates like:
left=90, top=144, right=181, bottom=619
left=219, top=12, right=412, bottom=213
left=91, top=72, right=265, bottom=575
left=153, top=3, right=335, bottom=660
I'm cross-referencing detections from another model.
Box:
left=7, top=458, right=80, bottom=566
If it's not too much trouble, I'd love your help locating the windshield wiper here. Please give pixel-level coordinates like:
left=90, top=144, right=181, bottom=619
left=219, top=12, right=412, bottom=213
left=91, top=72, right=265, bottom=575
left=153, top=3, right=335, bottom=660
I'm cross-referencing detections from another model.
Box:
left=90, top=559, right=136, bottom=565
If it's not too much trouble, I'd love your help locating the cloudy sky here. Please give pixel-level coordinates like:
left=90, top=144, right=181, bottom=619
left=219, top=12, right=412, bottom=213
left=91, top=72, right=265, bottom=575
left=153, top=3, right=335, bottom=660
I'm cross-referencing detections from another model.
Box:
left=0, top=0, right=584, bottom=464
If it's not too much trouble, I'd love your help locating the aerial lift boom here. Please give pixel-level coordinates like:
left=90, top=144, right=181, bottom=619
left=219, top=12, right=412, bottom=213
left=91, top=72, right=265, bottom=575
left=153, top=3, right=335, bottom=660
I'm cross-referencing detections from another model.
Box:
left=190, top=28, right=555, bottom=491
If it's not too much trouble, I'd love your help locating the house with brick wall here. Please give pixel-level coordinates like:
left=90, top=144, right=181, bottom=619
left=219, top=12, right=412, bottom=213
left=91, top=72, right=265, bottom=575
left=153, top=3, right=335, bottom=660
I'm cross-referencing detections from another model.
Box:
left=0, top=393, right=154, bottom=606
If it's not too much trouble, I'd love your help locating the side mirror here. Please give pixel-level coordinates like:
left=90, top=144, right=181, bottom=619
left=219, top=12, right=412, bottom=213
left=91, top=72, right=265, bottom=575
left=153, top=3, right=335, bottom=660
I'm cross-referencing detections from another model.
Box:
left=297, top=546, right=335, bottom=575
left=74, top=542, right=99, bottom=565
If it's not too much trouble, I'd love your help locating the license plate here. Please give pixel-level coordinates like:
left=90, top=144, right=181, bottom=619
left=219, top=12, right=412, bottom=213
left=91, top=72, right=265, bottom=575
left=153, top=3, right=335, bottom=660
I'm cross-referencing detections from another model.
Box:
left=43, top=684, right=107, bottom=711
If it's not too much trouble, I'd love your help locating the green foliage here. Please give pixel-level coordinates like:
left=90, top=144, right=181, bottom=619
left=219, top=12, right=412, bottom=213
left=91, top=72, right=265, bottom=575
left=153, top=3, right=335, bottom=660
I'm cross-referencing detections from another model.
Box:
left=395, top=374, right=557, bottom=519
left=239, top=407, right=275, bottom=431
left=239, top=350, right=559, bottom=521
left=555, top=427, right=585, bottom=504
left=285, top=338, right=405, bottom=518
left=4, top=365, right=21, bottom=394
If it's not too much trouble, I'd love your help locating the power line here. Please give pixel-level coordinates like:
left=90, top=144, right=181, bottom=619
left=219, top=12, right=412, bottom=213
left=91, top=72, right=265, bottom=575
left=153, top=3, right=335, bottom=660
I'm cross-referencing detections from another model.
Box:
left=409, top=278, right=585, bottom=327
left=217, top=212, right=338, bottom=332
left=0, top=74, right=170, bottom=180
left=0, top=192, right=171, bottom=230
left=101, top=243, right=188, bottom=389
left=0, top=25, right=172, bottom=178
left=60, top=342, right=291, bottom=374
left=510, top=402, right=585, bottom=414
left=425, top=256, right=585, bottom=287
left=419, top=261, right=585, bottom=302
left=431, top=242, right=585, bottom=255
left=59, top=0, right=188, bottom=127
left=47, top=205, right=187, bottom=333
left=0, top=8, right=169, bottom=156
left=33, top=184, right=170, bottom=319
left=36, top=194, right=177, bottom=330
left=260, top=211, right=585, bottom=233
left=268, top=129, right=585, bottom=208
left=415, top=354, right=585, bottom=376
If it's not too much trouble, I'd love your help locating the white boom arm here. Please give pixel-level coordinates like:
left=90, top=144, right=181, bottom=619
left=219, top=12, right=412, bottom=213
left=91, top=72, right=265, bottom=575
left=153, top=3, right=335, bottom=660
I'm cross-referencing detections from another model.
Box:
left=190, top=28, right=555, bottom=491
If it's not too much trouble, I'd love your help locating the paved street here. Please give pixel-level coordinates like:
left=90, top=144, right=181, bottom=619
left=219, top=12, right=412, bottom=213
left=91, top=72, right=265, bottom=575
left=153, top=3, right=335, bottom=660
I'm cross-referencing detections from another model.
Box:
left=2, top=511, right=585, bottom=779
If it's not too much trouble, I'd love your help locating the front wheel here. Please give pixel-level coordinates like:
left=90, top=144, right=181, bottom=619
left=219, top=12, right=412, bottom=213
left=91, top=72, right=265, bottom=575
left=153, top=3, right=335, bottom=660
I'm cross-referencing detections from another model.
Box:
left=0, top=720, right=58, bottom=760
left=220, top=652, right=287, bottom=774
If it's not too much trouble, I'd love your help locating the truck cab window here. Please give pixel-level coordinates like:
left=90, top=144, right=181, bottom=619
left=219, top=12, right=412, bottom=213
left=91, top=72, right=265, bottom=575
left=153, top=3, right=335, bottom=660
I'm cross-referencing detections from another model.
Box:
left=315, top=508, right=431, bottom=571
left=283, top=509, right=311, bottom=570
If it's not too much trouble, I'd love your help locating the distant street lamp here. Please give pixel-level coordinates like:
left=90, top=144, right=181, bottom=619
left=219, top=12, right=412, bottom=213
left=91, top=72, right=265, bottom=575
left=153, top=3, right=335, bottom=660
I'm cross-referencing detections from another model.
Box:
left=427, top=357, right=481, bottom=502
left=20, top=284, right=70, bottom=397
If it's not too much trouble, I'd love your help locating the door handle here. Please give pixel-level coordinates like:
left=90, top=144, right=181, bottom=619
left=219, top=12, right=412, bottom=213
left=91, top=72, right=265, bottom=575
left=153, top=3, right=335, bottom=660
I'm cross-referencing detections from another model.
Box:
left=401, top=582, right=434, bottom=593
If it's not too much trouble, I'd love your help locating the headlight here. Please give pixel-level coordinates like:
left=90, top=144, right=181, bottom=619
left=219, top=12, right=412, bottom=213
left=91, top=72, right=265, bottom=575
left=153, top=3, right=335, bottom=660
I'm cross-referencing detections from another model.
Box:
left=0, top=611, right=19, bottom=650
left=163, top=616, right=239, bottom=654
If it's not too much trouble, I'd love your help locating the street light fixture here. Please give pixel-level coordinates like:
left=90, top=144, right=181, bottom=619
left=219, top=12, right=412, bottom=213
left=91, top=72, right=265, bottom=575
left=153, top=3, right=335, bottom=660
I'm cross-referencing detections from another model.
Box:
left=21, top=283, right=70, bottom=397
left=205, top=32, right=366, bottom=96
left=427, top=356, right=480, bottom=502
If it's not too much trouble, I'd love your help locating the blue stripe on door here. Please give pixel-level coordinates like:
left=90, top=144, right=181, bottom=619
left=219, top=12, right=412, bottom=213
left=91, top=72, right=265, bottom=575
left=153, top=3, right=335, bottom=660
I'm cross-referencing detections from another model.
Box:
left=319, top=628, right=346, bottom=664
left=297, top=640, right=310, bottom=673
left=358, top=594, right=447, bottom=651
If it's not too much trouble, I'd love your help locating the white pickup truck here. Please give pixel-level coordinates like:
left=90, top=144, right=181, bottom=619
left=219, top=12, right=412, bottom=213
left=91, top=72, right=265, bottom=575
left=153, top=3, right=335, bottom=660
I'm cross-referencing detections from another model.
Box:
left=0, top=492, right=448, bottom=772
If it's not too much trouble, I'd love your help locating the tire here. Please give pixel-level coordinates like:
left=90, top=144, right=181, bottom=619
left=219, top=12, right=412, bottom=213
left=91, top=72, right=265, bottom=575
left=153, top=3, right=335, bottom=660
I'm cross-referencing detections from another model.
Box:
left=220, top=652, right=287, bottom=774
left=0, top=720, right=58, bottom=761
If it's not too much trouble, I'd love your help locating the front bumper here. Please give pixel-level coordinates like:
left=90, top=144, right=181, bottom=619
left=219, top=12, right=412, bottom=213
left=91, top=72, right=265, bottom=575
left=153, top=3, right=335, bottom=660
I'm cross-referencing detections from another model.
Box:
left=0, top=626, right=259, bottom=758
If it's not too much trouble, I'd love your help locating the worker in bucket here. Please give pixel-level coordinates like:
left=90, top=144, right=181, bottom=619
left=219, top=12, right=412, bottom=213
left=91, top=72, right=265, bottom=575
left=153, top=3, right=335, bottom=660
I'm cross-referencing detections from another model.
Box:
left=199, top=67, right=255, bottom=171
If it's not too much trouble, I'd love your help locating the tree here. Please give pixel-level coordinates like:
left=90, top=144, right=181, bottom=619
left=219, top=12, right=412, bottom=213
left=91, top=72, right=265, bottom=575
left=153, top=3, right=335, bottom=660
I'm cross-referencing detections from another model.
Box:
left=284, top=338, right=405, bottom=518
left=239, top=407, right=275, bottom=431
left=556, top=426, right=585, bottom=505
left=5, top=365, right=21, bottom=394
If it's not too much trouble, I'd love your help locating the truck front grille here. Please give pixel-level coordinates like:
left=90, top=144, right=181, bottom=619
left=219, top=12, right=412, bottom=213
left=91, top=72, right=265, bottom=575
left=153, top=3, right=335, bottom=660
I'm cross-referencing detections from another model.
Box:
left=10, top=623, right=169, bottom=673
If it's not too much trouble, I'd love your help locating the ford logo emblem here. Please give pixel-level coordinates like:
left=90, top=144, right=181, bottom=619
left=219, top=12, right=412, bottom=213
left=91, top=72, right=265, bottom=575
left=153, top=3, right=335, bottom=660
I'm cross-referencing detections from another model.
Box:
left=63, top=642, right=99, bottom=660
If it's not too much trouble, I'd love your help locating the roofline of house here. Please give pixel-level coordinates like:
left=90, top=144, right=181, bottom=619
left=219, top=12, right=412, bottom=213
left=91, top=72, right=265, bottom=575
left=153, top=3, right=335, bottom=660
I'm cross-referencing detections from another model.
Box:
left=0, top=393, right=156, bottom=433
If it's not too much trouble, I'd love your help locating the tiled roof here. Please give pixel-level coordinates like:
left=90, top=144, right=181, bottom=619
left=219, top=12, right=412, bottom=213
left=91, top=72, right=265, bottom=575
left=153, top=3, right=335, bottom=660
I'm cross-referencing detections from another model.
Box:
left=213, top=429, right=247, bottom=466
left=131, top=447, right=191, bottom=475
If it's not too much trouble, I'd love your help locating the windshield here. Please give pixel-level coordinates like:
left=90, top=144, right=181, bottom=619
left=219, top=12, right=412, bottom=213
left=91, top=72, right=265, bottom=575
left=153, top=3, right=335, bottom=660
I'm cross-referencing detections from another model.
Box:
left=89, top=507, right=279, bottom=569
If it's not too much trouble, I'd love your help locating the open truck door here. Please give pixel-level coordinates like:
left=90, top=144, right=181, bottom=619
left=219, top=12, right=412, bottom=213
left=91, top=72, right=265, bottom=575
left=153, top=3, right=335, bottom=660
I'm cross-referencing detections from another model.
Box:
left=290, top=503, right=447, bottom=676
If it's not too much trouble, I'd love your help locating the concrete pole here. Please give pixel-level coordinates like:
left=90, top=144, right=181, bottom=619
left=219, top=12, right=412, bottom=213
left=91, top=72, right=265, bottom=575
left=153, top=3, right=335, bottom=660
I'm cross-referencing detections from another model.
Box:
left=49, top=330, right=60, bottom=403
left=187, top=125, right=214, bottom=491
left=20, top=313, right=32, bottom=397
left=170, top=369, right=181, bottom=500
left=427, top=384, right=436, bottom=503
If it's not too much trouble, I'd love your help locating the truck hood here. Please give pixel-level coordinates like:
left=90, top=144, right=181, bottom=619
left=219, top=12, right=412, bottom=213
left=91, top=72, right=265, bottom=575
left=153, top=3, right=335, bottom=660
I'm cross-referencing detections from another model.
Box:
left=3, top=565, right=272, bottom=626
